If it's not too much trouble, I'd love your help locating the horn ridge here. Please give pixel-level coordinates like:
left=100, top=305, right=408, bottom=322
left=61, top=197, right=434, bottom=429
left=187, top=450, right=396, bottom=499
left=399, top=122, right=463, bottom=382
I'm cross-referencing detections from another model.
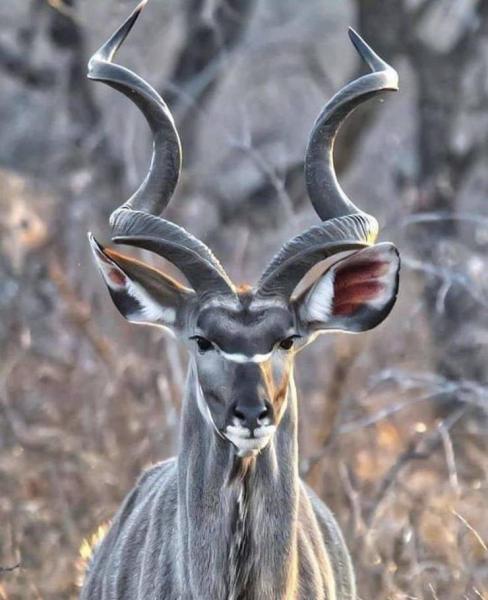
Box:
left=257, top=30, right=398, bottom=299
left=89, top=1, right=148, bottom=67
left=256, top=214, right=375, bottom=298
left=88, top=0, right=181, bottom=219
left=88, top=2, right=235, bottom=298
left=304, top=28, right=398, bottom=222
left=111, top=209, right=236, bottom=296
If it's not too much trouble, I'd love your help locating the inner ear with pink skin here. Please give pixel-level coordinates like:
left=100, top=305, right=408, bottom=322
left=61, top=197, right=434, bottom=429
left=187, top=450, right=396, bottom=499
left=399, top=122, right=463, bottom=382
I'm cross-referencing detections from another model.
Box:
left=295, top=243, right=400, bottom=333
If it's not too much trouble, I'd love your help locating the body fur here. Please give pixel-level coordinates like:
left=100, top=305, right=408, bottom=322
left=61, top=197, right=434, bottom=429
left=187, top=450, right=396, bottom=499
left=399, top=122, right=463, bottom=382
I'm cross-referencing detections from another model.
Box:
left=81, top=367, right=355, bottom=600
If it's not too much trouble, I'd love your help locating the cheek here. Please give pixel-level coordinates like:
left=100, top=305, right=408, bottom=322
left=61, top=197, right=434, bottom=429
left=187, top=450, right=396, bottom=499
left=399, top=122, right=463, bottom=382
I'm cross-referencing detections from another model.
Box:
left=196, top=354, right=232, bottom=407
left=265, top=358, right=292, bottom=418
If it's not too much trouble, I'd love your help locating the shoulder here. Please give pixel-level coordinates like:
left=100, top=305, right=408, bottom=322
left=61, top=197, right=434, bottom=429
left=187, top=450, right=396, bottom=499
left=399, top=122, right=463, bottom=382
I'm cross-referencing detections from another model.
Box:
left=111, top=457, right=177, bottom=522
left=96, top=458, right=177, bottom=553
left=300, top=481, right=357, bottom=599
left=81, top=458, right=177, bottom=581
left=135, top=457, right=177, bottom=491
left=301, top=483, right=338, bottom=526
left=300, top=481, right=349, bottom=550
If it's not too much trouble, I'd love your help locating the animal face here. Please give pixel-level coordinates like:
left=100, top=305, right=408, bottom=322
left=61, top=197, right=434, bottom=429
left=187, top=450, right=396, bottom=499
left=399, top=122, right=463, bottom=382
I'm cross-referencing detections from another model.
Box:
left=87, top=0, right=400, bottom=459
left=187, top=296, right=297, bottom=456
left=90, top=238, right=399, bottom=457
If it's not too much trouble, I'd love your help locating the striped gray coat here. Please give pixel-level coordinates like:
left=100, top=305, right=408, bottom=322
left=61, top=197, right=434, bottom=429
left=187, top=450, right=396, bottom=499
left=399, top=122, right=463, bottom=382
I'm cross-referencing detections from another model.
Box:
left=81, top=2, right=400, bottom=598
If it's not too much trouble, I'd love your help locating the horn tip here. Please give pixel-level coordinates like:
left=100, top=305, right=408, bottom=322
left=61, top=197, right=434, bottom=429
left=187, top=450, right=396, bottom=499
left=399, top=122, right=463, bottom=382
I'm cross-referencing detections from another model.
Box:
left=88, top=0, right=147, bottom=69
left=347, top=27, right=399, bottom=90
left=121, top=0, right=148, bottom=37
left=347, top=26, right=359, bottom=39
left=347, top=27, right=378, bottom=63
left=347, top=27, right=367, bottom=51
left=135, top=0, right=149, bottom=15
left=87, top=232, right=104, bottom=253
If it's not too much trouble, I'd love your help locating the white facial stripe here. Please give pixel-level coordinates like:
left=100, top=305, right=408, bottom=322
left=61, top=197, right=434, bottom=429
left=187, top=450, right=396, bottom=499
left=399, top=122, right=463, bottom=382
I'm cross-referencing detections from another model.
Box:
left=195, top=377, right=226, bottom=441
left=202, top=297, right=287, bottom=313
left=202, top=296, right=240, bottom=310
left=249, top=298, right=288, bottom=310
left=95, top=250, right=175, bottom=324
left=220, top=350, right=272, bottom=364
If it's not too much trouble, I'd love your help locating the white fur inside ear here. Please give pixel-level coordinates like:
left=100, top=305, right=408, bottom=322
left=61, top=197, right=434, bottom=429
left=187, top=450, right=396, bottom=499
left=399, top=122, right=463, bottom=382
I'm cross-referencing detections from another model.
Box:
left=303, top=268, right=336, bottom=322
left=94, top=251, right=176, bottom=325
left=125, top=279, right=176, bottom=324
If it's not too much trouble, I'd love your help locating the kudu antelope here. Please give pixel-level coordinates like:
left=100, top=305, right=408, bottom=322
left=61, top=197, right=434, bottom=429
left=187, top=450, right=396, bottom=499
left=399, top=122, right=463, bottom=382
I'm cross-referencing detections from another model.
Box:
left=81, top=2, right=400, bottom=598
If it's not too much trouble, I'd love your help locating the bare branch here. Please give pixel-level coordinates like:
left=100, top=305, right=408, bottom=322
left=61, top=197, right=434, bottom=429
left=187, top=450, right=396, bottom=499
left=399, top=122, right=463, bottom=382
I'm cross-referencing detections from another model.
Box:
left=0, top=562, right=21, bottom=573
left=410, top=0, right=438, bottom=26
left=0, top=39, right=55, bottom=87
left=366, top=406, right=469, bottom=527
left=162, top=0, right=257, bottom=160
left=452, top=509, right=488, bottom=554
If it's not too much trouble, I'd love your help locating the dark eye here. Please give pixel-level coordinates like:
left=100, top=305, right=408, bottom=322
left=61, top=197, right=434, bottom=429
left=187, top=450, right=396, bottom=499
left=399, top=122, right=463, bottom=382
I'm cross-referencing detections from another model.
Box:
left=193, top=336, right=213, bottom=353
left=279, top=337, right=295, bottom=350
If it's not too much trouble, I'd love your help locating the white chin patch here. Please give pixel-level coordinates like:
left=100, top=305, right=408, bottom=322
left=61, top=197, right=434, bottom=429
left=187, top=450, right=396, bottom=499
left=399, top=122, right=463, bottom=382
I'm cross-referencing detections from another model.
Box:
left=225, top=425, right=276, bottom=458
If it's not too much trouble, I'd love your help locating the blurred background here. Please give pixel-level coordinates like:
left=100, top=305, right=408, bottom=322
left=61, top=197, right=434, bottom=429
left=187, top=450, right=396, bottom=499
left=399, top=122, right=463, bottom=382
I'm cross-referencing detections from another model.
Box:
left=0, top=0, right=487, bottom=598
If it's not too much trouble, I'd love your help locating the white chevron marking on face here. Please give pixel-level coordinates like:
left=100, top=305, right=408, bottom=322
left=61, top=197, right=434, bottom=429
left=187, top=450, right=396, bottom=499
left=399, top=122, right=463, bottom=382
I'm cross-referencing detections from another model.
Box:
left=250, top=298, right=288, bottom=309
left=220, top=350, right=272, bottom=364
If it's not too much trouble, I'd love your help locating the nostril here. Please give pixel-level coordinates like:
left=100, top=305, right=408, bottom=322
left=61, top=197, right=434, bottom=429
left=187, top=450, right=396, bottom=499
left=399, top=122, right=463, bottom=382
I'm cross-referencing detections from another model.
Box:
left=232, top=403, right=272, bottom=428
left=233, top=407, right=246, bottom=423
left=258, top=407, right=269, bottom=421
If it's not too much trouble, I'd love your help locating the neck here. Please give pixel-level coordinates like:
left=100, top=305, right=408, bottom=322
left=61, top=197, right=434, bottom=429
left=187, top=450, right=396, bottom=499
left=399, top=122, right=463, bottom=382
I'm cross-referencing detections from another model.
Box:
left=176, top=361, right=300, bottom=599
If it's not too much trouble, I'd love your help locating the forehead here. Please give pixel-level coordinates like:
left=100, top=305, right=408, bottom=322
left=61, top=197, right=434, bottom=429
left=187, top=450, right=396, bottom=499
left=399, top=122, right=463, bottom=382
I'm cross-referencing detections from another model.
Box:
left=196, top=296, right=294, bottom=356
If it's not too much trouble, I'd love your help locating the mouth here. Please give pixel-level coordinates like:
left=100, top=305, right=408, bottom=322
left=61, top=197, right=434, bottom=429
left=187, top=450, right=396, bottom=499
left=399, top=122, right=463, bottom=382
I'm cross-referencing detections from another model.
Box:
left=224, top=424, right=276, bottom=458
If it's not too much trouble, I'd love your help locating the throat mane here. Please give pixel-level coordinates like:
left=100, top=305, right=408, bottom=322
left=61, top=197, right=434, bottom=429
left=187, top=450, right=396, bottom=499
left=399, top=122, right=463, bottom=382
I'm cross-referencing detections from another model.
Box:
left=228, top=458, right=254, bottom=600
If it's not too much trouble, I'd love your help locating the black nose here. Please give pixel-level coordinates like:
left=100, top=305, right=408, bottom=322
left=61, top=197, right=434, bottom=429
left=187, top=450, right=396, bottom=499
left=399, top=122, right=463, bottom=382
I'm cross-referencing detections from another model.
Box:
left=232, top=401, right=271, bottom=431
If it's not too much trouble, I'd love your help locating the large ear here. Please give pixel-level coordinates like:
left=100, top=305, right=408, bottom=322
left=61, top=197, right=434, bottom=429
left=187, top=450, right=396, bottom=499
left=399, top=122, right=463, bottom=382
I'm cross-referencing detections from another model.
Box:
left=295, top=243, right=400, bottom=333
left=88, top=233, right=194, bottom=329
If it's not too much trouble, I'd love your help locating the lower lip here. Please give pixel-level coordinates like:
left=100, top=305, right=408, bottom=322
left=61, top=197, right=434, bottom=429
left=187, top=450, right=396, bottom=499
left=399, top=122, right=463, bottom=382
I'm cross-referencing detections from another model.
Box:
left=225, top=434, right=270, bottom=453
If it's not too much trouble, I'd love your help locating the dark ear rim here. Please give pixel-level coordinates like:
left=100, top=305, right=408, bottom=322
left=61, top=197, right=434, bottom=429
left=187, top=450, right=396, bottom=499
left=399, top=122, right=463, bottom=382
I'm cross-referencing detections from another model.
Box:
left=294, top=242, right=401, bottom=334
left=88, top=232, right=194, bottom=295
left=88, top=232, right=194, bottom=328
left=343, top=244, right=400, bottom=332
